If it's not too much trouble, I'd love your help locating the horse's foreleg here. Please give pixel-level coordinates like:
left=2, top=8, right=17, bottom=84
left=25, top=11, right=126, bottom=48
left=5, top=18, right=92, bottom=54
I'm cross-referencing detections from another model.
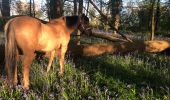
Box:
left=23, top=53, right=34, bottom=90
left=46, top=50, right=56, bottom=73
left=59, top=46, right=67, bottom=75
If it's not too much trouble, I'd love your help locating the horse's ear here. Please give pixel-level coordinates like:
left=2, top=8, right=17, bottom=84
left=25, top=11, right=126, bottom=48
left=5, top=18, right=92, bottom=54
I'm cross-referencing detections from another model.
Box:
left=62, top=16, right=66, bottom=22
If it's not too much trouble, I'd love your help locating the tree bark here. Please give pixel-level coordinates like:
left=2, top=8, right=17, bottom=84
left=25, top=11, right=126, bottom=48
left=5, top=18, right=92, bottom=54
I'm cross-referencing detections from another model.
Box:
left=49, top=0, right=63, bottom=19
left=76, top=0, right=83, bottom=45
left=155, top=0, right=160, bottom=32
left=151, top=11, right=155, bottom=40
left=1, top=0, right=10, bottom=17
left=33, top=0, right=35, bottom=17
left=29, top=0, right=32, bottom=16
left=150, top=0, right=156, bottom=40
left=78, top=0, right=83, bottom=15
left=111, top=0, right=122, bottom=35
left=74, top=0, right=77, bottom=15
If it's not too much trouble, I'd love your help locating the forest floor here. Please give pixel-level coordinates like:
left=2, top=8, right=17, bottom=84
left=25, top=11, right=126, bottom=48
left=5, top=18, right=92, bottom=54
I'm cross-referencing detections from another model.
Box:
left=0, top=32, right=170, bottom=99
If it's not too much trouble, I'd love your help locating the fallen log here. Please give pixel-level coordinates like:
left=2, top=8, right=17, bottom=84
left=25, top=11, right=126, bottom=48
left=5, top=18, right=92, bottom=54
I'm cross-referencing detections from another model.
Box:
left=0, top=40, right=170, bottom=64
left=68, top=40, right=170, bottom=57
left=89, top=31, right=128, bottom=42
left=83, top=30, right=133, bottom=42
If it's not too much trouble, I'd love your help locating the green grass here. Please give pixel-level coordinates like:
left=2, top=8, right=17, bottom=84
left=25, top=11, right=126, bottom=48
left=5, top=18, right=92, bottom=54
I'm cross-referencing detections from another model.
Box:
left=1, top=52, right=170, bottom=99
left=1, top=37, right=170, bottom=99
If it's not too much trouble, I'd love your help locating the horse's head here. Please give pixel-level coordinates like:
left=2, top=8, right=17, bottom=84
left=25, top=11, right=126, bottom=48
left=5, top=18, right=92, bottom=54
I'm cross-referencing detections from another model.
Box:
left=78, top=14, right=92, bottom=35
left=64, top=14, right=92, bottom=35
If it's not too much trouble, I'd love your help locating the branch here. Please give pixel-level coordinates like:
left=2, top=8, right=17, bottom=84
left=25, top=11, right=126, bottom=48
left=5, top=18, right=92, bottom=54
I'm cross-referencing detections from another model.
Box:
left=88, top=0, right=107, bottom=19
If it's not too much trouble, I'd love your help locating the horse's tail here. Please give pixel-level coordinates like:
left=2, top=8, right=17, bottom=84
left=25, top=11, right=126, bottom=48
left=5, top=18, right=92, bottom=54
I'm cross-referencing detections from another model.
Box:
left=5, top=19, right=17, bottom=83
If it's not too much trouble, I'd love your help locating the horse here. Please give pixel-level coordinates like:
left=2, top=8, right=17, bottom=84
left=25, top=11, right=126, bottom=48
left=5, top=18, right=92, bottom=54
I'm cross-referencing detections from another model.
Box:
left=5, top=14, right=90, bottom=90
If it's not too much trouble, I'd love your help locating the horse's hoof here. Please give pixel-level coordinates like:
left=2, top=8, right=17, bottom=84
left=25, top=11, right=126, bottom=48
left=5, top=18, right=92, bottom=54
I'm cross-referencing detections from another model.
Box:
left=23, top=86, right=29, bottom=91
left=46, top=68, right=50, bottom=73
left=13, top=81, right=18, bottom=87
left=44, top=71, right=48, bottom=76
left=46, top=70, right=50, bottom=74
left=58, top=71, right=64, bottom=76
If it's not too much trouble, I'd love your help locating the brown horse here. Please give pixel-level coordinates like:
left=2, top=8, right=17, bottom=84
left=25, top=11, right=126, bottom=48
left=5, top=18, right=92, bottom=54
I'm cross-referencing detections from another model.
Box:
left=5, top=14, right=90, bottom=90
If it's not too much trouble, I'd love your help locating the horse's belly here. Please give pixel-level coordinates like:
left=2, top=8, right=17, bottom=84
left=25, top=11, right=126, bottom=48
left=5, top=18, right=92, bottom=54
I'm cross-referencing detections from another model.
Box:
left=37, top=41, right=58, bottom=52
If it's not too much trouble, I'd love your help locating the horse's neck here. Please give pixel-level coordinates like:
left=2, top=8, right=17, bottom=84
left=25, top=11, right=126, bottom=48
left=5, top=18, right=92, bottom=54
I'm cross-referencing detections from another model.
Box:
left=46, top=17, right=78, bottom=34
left=49, top=22, right=77, bottom=34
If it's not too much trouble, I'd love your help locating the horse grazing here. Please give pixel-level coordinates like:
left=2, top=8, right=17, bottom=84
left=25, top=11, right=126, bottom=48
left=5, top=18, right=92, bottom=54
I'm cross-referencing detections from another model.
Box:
left=5, top=14, right=90, bottom=90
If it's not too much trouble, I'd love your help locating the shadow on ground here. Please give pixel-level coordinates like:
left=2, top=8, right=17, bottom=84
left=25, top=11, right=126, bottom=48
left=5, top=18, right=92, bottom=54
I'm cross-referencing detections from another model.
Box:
left=71, top=52, right=170, bottom=96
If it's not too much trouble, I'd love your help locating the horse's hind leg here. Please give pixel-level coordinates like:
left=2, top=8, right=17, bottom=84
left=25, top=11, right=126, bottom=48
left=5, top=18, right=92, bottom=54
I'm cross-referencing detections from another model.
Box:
left=23, top=53, right=35, bottom=90
left=46, top=50, right=56, bottom=73
left=13, top=50, right=19, bottom=86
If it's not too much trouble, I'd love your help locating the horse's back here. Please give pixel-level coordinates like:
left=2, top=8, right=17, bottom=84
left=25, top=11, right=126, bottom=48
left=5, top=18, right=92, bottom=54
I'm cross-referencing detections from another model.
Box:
left=10, top=16, right=41, bottom=28
left=38, top=19, right=70, bottom=52
left=7, top=16, right=42, bottom=51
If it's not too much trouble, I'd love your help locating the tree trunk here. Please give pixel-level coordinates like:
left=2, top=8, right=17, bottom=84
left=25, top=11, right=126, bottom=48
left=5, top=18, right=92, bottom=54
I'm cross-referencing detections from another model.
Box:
left=49, top=0, right=63, bottom=19
left=46, top=0, right=50, bottom=20
left=150, top=0, right=156, bottom=40
left=32, top=0, right=35, bottom=17
left=0, top=0, right=10, bottom=31
left=111, top=0, right=122, bottom=35
left=78, top=0, right=83, bottom=15
left=77, top=30, right=81, bottom=45
left=29, top=0, right=32, bottom=16
left=74, top=0, right=77, bottom=15
left=76, top=0, right=83, bottom=45
left=151, top=11, right=155, bottom=40
left=155, top=0, right=160, bottom=32
left=1, top=0, right=10, bottom=17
